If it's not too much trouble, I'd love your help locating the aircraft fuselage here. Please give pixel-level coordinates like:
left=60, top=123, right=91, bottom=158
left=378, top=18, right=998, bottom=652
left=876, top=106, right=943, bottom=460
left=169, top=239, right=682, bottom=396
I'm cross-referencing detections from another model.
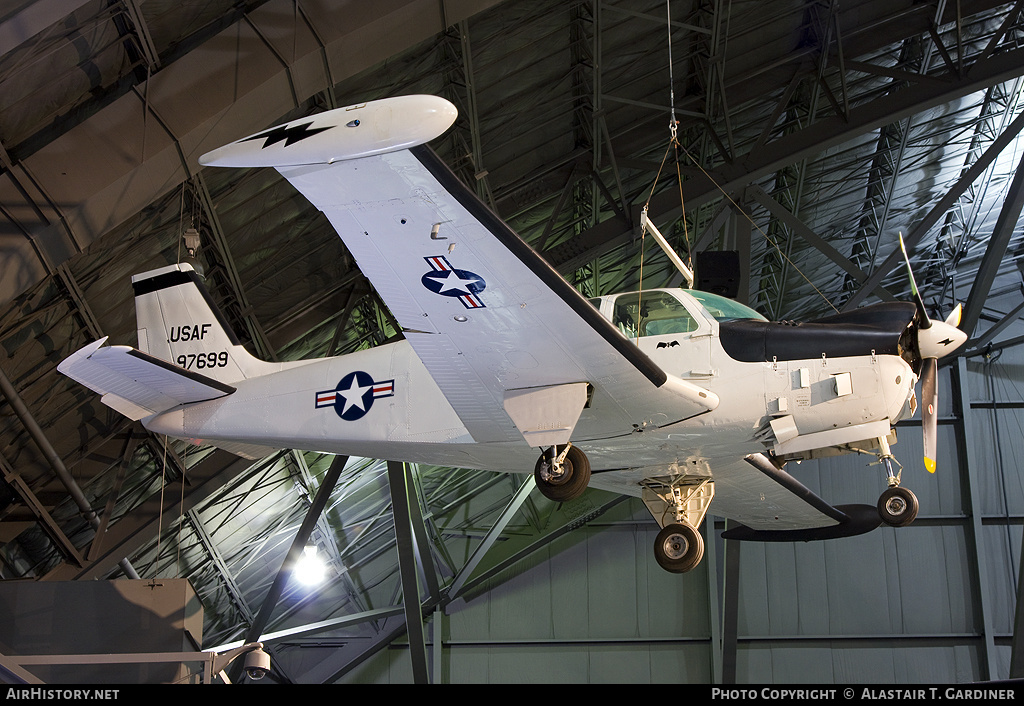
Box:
left=142, top=287, right=918, bottom=500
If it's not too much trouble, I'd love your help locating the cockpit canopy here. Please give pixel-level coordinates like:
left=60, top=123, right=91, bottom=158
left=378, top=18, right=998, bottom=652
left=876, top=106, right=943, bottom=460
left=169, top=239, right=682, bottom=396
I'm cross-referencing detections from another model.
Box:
left=589, top=288, right=765, bottom=339
left=589, top=288, right=917, bottom=368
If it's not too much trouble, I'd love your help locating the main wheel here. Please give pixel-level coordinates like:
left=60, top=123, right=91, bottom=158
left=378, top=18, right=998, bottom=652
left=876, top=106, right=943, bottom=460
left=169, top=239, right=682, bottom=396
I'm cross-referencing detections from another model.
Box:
left=654, top=523, right=704, bottom=573
left=877, top=486, right=919, bottom=527
left=534, top=444, right=591, bottom=502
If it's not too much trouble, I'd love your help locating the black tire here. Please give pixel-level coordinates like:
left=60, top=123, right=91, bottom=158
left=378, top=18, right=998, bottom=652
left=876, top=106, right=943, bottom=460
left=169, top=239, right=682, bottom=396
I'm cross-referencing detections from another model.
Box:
left=534, top=445, right=591, bottom=502
left=654, top=523, right=704, bottom=573
left=877, top=486, right=919, bottom=527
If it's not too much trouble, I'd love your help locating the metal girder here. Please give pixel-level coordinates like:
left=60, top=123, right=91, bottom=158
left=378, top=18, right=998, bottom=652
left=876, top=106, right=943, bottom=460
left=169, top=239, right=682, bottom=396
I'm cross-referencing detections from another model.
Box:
left=213, top=606, right=406, bottom=655
left=86, top=431, right=141, bottom=563
left=960, top=150, right=1024, bottom=336
left=405, top=465, right=442, bottom=603
left=191, top=173, right=277, bottom=362
left=952, top=357, right=999, bottom=679
left=844, top=111, right=911, bottom=304
left=0, top=360, right=139, bottom=579
left=227, top=454, right=349, bottom=681
left=457, top=19, right=496, bottom=210
left=444, top=491, right=630, bottom=606
left=0, top=1, right=507, bottom=309
left=282, top=479, right=629, bottom=683
left=40, top=450, right=256, bottom=581
left=747, top=184, right=875, bottom=295
left=186, top=508, right=255, bottom=626
left=295, top=608, right=420, bottom=684
left=0, top=450, right=83, bottom=567
left=720, top=522, right=741, bottom=684
left=0, top=0, right=95, bottom=50
left=548, top=42, right=1024, bottom=275
left=387, top=461, right=429, bottom=684
left=967, top=297, right=1024, bottom=351
left=121, top=0, right=161, bottom=72
left=445, top=474, right=536, bottom=602
left=842, top=97, right=1024, bottom=310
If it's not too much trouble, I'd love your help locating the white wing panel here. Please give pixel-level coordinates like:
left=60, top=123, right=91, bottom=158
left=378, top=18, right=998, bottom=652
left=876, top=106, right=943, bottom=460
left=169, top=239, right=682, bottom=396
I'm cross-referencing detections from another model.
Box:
left=277, top=147, right=717, bottom=444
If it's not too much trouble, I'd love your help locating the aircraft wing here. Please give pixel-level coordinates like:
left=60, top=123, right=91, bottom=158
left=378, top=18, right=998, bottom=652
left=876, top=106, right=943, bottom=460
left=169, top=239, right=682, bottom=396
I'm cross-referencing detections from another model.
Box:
left=277, top=146, right=719, bottom=444
left=58, top=338, right=235, bottom=421
left=197, top=97, right=718, bottom=447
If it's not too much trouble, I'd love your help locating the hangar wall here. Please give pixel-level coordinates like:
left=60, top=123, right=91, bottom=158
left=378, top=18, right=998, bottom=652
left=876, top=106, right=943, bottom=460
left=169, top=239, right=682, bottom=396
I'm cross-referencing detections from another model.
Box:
left=330, top=345, right=1024, bottom=685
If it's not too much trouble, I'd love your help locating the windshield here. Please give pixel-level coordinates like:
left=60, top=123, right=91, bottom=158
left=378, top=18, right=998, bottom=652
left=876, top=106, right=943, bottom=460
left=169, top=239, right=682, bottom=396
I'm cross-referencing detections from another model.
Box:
left=687, top=290, right=767, bottom=322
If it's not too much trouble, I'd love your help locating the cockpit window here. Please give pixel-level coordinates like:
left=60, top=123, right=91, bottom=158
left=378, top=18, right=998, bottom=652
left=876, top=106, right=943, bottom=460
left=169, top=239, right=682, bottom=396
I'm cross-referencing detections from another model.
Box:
left=612, top=291, right=698, bottom=338
left=688, top=290, right=767, bottom=322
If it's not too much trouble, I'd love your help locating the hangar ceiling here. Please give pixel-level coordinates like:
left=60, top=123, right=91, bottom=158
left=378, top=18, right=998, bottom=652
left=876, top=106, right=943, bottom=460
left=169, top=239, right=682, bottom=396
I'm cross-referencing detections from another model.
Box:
left=1, top=0, right=1024, bottom=683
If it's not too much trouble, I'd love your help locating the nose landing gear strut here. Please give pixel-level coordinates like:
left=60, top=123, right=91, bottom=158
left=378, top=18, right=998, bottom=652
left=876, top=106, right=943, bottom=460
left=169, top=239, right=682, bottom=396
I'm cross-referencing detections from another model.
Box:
left=875, top=435, right=918, bottom=527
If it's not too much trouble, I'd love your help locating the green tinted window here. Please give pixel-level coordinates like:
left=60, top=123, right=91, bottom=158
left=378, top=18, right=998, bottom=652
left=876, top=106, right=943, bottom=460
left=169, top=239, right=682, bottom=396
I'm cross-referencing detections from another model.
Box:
left=688, top=290, right=767, bottom=322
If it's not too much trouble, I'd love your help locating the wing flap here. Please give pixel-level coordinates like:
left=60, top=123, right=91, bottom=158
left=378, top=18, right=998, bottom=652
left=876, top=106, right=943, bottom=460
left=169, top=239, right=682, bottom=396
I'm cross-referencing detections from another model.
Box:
left=58, top=338, right=234, bottom=420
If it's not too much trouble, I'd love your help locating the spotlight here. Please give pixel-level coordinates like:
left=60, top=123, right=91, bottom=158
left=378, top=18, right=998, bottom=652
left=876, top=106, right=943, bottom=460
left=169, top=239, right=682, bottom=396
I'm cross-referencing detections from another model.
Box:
left=294, top=545, right=326, bottom=586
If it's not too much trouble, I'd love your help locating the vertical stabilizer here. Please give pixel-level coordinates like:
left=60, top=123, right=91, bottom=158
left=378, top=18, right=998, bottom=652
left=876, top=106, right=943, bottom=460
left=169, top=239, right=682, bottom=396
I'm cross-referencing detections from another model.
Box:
left=132, top=263, right=273, bottom=384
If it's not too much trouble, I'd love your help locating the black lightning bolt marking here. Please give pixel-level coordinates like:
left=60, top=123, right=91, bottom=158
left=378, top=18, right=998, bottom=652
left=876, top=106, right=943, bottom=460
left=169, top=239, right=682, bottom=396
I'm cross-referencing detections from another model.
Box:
left=939, top=338, right=954, bottom=346
left=242, top=121, right=333, bottom=149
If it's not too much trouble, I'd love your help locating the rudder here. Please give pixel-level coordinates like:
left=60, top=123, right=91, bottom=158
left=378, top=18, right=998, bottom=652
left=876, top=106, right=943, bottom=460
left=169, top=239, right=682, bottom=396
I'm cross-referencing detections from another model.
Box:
left=132, top=263, right=272, bottom=384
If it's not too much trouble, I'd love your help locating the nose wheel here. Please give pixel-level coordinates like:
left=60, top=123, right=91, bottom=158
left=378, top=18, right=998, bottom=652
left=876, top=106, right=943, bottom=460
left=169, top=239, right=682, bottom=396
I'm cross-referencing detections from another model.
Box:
left=875, top=435, right=919, bottom=527
left=878, top=486, right=918, bottom=527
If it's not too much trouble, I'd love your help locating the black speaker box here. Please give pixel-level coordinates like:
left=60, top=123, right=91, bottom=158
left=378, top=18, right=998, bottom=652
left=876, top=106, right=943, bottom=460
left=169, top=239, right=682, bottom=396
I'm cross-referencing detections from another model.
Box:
left=696, top=251, right=740, bottom=298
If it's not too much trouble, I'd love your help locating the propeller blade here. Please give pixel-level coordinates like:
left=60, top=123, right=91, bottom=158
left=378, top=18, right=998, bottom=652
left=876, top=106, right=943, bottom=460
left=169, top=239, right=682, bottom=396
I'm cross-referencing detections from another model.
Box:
left=921, top=357, right=938, bottom=474
left=898, top=233, right=931, bottom=329
left=944, top=302, right=963, bottom=328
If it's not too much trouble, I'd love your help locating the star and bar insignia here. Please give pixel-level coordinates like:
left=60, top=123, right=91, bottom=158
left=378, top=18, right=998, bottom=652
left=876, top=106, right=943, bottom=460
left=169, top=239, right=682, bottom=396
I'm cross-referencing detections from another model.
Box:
left=421, top=255, right=487, bottom=309
left=315, top=371, right=395, bottom=421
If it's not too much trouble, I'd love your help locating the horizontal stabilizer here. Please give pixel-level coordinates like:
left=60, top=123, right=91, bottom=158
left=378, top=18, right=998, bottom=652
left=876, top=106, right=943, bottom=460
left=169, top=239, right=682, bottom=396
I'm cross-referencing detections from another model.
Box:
left=58, top=338, right=234, bottom=420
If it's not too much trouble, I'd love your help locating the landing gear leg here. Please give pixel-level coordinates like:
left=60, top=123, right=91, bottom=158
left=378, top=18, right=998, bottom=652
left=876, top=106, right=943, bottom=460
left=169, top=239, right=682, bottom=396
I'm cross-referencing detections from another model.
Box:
left=875, top=435, right=918, bottom=527
left=534, top=443, right=591, bottom=502
left=640, top=477, right=714, bottom=573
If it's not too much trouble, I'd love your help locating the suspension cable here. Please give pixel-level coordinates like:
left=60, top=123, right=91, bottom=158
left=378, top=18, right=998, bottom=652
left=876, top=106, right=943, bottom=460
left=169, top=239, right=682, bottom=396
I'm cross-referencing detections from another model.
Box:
left=638, top=1, right=838, bottom=315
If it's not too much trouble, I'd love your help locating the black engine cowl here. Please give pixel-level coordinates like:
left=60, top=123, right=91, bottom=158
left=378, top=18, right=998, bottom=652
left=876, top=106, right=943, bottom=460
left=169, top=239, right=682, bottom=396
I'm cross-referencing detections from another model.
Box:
left=718, top=302, right=917, bottom=365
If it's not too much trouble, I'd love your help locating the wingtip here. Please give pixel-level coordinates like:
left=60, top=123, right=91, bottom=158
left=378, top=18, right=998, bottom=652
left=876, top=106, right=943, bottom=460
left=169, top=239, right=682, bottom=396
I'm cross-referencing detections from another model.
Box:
left=57, top=336, right=109, bottom=375
left=199, top=95, right=457, bottom=169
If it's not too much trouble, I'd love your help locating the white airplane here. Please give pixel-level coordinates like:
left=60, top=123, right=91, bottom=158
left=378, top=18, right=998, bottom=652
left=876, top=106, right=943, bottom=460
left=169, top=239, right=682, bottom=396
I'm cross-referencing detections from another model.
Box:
left=58, top=95, right=967, bottom=573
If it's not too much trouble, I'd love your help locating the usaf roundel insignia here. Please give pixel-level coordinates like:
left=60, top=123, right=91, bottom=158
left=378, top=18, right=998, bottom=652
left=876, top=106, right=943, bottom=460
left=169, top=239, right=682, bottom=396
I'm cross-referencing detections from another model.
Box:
left=421, top=255, right=486, bottom=308
left=315, top=371, right=395, bottom=421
